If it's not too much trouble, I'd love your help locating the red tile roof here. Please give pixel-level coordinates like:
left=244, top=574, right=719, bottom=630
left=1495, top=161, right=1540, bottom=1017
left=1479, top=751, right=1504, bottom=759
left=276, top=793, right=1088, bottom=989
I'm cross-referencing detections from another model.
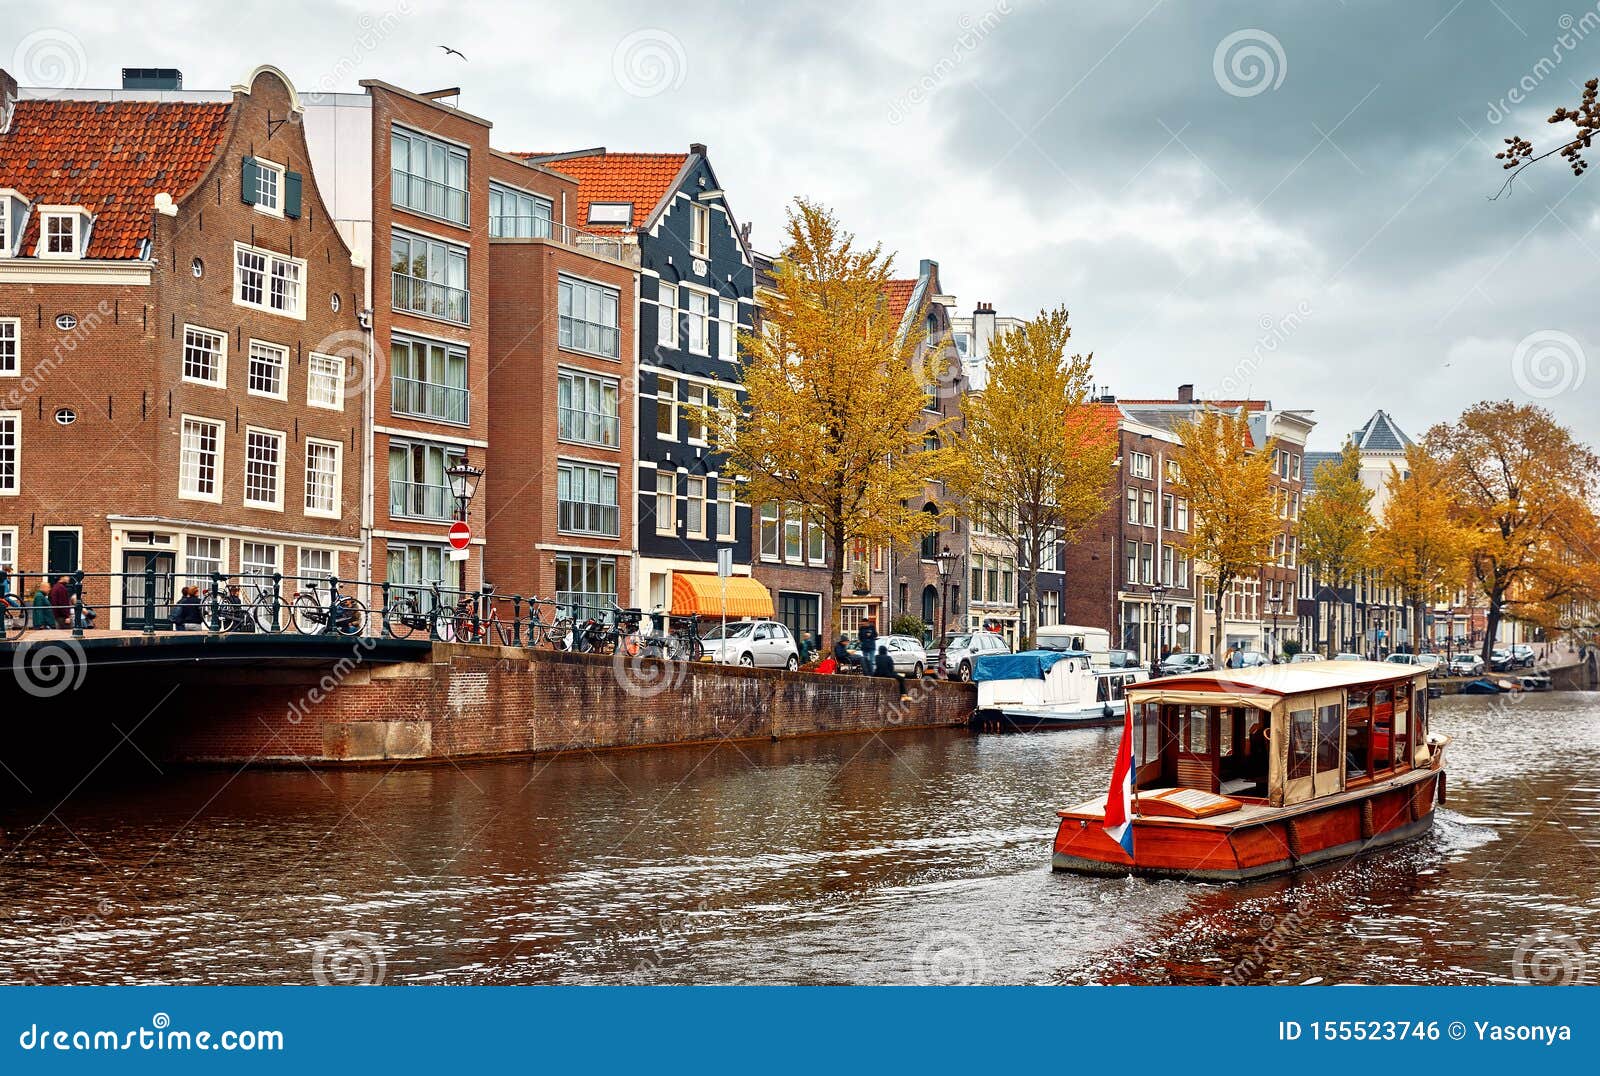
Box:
left=883, top=279, right=917, bottom=323
left=520, top=151, right=688, bottom=233
left=0, top=98, right=232, bottom=260
left=1120, top=397, right=1267, bottom=411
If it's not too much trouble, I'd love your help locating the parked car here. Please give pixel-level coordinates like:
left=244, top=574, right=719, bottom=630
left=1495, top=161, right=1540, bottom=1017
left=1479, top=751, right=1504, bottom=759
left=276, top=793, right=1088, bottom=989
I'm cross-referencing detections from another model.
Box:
left=1289, top=652, right=1323, bottom=663
left=1448, top=653, right=1485, bottom=677
left=1233, top=651, right=1269, bottom=669
left=1332, top=652, right=1364, bottom=662
left=1158, top=652, right=1215, bottom=676
left=1509, top=644, right=1536, bottom=668
left=939, top=630, right=1010, bottom=681
left=702, top=619, right=799, bottom=670
left=1489, top=648, right=1515, bottom=672
left=851, top=633, right=929, bottom=677
left=1415, top=653, right=1443, bottom=674
left=1107, top=648, right=1139, bottom=669
left=1384, top=653, right=1424, bottom=666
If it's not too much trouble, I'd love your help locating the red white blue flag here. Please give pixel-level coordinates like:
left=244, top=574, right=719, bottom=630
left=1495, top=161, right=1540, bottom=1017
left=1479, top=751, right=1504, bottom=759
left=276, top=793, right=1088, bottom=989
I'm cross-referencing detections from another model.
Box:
left=1103, top=712, right=1137, bottom=859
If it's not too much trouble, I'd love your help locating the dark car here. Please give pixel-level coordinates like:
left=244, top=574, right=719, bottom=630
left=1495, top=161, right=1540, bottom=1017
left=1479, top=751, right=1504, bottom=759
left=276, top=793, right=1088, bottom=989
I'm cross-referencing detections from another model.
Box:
left=1157, top=652, right=1214, bottom=676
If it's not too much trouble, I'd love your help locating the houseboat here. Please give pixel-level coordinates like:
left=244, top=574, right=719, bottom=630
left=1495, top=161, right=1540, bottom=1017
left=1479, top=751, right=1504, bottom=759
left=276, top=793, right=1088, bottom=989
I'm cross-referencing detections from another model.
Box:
left=972, top=650, right=1149, bottom=730
left=1053, top=661, right=1449, bottom=881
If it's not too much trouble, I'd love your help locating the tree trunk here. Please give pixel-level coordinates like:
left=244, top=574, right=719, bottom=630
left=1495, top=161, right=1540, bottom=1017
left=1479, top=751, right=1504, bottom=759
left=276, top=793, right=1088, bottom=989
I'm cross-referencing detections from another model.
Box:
left=829, top=521, right=847, bottom=646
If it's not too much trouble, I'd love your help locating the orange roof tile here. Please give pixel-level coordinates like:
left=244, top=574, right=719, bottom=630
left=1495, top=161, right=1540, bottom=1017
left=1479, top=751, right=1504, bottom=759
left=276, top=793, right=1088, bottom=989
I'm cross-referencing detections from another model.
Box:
left=883, top=279, right=917, bottom=322
left=0, top=98, right=232, bottom=260
left=519, top=151, right=688, bottom=233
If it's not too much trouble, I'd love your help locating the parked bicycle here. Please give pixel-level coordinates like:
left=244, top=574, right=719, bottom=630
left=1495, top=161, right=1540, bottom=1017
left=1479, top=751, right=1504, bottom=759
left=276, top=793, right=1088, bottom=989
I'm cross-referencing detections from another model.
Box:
left=288, top=578, right=367, bottom=637
left=521, top=596, right=572, bottom=650
left=2, top=590, right=28, bottom=641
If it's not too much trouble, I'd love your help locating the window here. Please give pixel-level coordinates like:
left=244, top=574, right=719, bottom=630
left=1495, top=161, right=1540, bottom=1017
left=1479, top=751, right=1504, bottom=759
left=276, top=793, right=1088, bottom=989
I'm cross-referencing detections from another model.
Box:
left=488, top=182, right=552, bottom=238
left=1140, top=542, right=1153, bottom=584
left=241, top=542, right=279, bottom=586
left=761, top=502, right=781, bottom=561
left=305, top=439, right=341, bottom=517
left=558, top=369, right=620, bottom=448
left=389, top=440, right=464, bottom=520
left=234, top=243, right=304, bottom=317
left=391, top=126, right=468, bottom=225
left=0, top=318, right=17, bottom=376
left=247, top=341, right=287, bottom=399
left=717, top=298, right=737, bottom=361
left=1161, top=494, right=1174, bottom=530
left=587, top=202, right=632, bottom=227
left=254, top=159, right=283, bottom=214
left=0, top=411, right=18, bottom=494
left=717, top=482, right=735, bottom=541
left=555, top=554, right=616, bottom=620
left=308, top=353, right=345, bottom=410
left=1130, top=452, right=1152, bottom=478
left=390, top=335, right=468, bottom=424
left=0, top=200, right=12, bottom=258
left=656, top=376, right=677, bottom=439
left=1176, top=498, right=1189, bottom=532
left=244, top=428, right=285, bottom=510
left=184, top=536, right=224, bottom=591
left=684, top=476, right=706, bottom=538
left=299, top=548, right=337, bottom=582
left=387, top=542, right=461, bottom=593
left=41, top=211, right=83, bottom=258
left=1125, top=540, right=1137, bottom=582
left=655, top=471, right=677, bottom=536
left=657, top=283, right=678, bottom=349
left=685, top=291, right=708, bottom=354
left=807, top=518, right=825, bottom=563
left=182, top=326, right=226, bottom=386
left=558, top=275, right=619, bottom=358
left=683, top=383, right=708, bottom=443
left=784, top=505, right=803, bottom=561
left=1141, top=490, right=1155, bottom=526
left=558, top=461, right=619, bottom=536
left=690, top=203, right=710, bottom=258
left=1126, top=488, right=1138, bottom=525
left=1162, top=544, right=1175, bottom=587
left=391, top=230, right=469, bottom=324
left=179, top=417, right=222, bottom=501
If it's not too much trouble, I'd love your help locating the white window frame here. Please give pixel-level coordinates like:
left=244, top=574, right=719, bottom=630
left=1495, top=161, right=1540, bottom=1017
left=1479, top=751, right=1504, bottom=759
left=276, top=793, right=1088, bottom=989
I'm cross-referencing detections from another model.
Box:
left=0, top=526, right=16, bottom=566
left=240, top=541, right=281, bottom=584
left=178, top=415, right=224, bottom=504
left=181, top=324, right=227, bottom=388
left=38, top=208, right=88, bottom=259
left=298, top=546, right=338, bottom=582
left=304, top=437, right=343, bottom=519
left=0, top=411, right=17, bottom=495
left=690, top=203, right=710, bottom=258
left=253, top=157, right=285, bottom=217
left=655, top=470, right=677, bottom=536
left=717, top=298, right=737, bottom=361
left=685, top=476, right=706, bottom=540
left=233, top=242, right=306, bottom=320
left=716, top=481, right=735, bottom=542
left=0, top=194, right=21, bottom=258
left=657, top=283, right=678, bottom=349
left=247, top=339, right=289, bottom=401
left=0, top=317, right=18, bottom=377
left=683, top=382, right=709, bottom=445
left=243, top=426, right=286, bottom=512
left=307, top=352, right=345, bottom=411
left=656, top=376, right=677, bottom=441
left=685, top=289, right=709, bottom=355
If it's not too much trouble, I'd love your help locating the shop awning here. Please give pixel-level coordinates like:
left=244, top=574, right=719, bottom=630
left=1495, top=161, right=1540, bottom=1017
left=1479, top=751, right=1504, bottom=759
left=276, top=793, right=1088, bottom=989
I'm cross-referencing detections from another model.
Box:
left=671, top=573, right=775, bottom=619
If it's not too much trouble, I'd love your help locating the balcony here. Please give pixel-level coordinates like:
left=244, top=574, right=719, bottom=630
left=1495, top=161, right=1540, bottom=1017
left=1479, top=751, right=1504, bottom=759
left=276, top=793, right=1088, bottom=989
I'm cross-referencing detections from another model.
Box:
left=558, top=499, right=620, bottom=538
left=391, top=170, right=468, bottom=226
left=392, top=376, right=470, bottom=426
left=389, top=480, right=455, bottom=521
left=392, top=272, right=469, bottom=325
left=490, top=219, right=635, bottom=266
left=557, top=406, right=620, bottom=448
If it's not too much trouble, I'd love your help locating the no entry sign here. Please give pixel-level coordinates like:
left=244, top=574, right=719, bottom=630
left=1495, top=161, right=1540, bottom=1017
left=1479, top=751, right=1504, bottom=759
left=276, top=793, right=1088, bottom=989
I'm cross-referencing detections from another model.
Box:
left=449, top=520, right=471, bottom=550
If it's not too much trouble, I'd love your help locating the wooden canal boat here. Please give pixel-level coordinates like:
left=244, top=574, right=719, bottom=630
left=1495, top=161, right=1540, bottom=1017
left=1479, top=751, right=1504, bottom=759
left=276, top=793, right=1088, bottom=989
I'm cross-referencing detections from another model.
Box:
left=1053, top=661, right=1449, bottom=882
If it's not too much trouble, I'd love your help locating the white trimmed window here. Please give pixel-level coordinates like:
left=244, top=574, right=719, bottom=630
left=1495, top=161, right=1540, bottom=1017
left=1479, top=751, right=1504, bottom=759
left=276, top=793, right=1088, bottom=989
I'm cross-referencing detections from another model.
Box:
left=247, top=340, right=288, bottom=399
left=182, top=325, right=226, bottom=386
left=179, top=416, right=223, bottom=502
left=0, top=526, right=18, bottom=569
left=655, top=471, right=676, bottom=536
left=299, top=547, right=336, bottom=581
left=39, top=209, right=88, bottom=258
left=241, top=541, right=279, bottom=585
left=0, top=318, right=17, bottom=376
left=690, top=203, right=710, bottom=258
left=717, top=298, right=737, bottom=361
left=254, top=159, right=284, bottom=215
left=716, top=482, right=735, bottom=541
left=233, top=242, right=305, bottom=318
left=0, top=412, right=17, bottom=494
left=655, top=376, right=677, bottom=439
left=657, top=283, right=678, bottom=349
left=759, top=501, right=779, bottom=561
left=244, top=427, right=285, bottom=510
left=683, top=383, right=708, bottom=444
left=686, top=290, right=708, bottom=354
left=308, top=353, right=344, bottom=410
left=685, top=476, right=706, bottom=539
left=304, top=438, right=341, bottom=517
left=184, top=535, right=225, bottom=591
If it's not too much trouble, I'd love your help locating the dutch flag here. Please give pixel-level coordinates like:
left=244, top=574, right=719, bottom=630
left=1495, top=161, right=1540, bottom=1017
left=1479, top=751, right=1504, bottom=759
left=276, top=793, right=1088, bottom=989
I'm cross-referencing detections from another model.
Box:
left=1103, top=712, right=1137, bottom=859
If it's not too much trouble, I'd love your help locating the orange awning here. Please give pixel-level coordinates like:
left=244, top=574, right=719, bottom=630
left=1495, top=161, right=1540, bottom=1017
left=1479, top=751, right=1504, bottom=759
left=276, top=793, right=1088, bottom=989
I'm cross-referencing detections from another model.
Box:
left=671, top=573, right=774, bottom=618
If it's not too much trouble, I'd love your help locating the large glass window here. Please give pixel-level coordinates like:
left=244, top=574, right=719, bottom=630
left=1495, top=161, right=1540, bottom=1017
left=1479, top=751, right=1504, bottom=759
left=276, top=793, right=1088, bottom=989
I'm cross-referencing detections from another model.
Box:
left=391, top=230, right=469, bottom=324
left=244, top=428, right=284, bottom=509
left=1288, top=707, right=1315, bottom=780
left=184, top=535, right=224, bottom=592
left=488, top=182, right=552, bottom=238
left=182, top=326, right=225, bottom=386
left=305, top=439, right=341, bottom=517
left=555, top=554, right=616, bottom=620
left=657, top=283, right=678, bottom=349
left=717, top=298, right=737, bottom=361
left=760, top=501, right=780, bottom=560
left=308, top=353, right=344, bottom=410
left=234, top=244, right=303, bottom=317
left=557, top=462, right=619, bottom=536
left=391, top=126, right=469, bottom=225
left=390, top=335, right=468, bottom=424
left=386, top=542, right=462, bottom=595
left=389, top=440, right=464, bottom=520
left=179, top=417, right=222, bottom=500
left=558, top=275, right=619, bottom=358
left=557, top=370, right=620, bottom=447
left=685, top=291, right=708, bottom=353
left=655, top=471, right=677, bottom=536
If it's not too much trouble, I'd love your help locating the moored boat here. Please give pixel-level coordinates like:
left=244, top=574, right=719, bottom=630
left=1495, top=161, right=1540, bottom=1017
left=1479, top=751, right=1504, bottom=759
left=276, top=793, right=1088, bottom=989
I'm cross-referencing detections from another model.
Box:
left=1053, top=661, right=1448, bottom=882
left=972, top=650, right=1149, bottom=730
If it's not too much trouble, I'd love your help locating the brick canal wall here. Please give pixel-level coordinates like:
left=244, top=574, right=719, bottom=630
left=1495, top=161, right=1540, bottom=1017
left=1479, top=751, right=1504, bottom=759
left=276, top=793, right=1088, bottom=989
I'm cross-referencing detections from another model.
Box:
left=144, top=643, right=976, bottom=765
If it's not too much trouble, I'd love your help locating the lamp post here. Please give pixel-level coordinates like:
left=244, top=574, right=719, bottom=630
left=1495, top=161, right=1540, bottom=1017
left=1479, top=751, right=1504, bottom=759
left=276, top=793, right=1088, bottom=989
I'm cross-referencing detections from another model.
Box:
left=446, top=462, right=484, bottom=523
left=1266, top=597, right=1282, bottom=660
left=936, top=545, right=954, bottom=677
left=1149, top=583, right=1166, bottom=662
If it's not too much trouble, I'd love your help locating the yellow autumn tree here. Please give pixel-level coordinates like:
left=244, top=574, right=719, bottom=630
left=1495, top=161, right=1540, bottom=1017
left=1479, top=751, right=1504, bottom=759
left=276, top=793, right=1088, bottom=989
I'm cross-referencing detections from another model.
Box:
left=1299, top=441, right=1374, bottom=657
left=705, top=199, right=962, bottom=640
left=1171, top=407, right=1282, bottom=664
left=1426, top=401, right=1600, bottom=661
left=957, top=308, right=1117, bottom=642
left=1369, top=443, right=1474, bottom=652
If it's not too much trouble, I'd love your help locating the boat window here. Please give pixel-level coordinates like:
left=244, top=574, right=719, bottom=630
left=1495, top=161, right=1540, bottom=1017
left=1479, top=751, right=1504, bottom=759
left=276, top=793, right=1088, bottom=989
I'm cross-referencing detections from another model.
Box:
left=1288, top=707, right=1315, bottom=780
left=1317, top=704, right=1343, bottom=782
left=1374, top=687, right=1392, bottom=707
left=1348, top=689, right=1369, bottom=711
left=1393, top=687, right=1410, bottom=767
left=1184, top=706, right=1210, bottom=754
left=1345, top=703, right=1370, bottom=780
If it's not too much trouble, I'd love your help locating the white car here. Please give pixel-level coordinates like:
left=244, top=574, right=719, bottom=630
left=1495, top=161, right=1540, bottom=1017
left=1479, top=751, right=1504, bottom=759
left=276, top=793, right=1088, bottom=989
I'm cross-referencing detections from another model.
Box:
left=938, top=631, right=1011, bottom=681
left=1448, top=653, right=1485, bottom=677
left=882, top=634, right=929, bottom=677
left=701, top=619, right=799, bottom=670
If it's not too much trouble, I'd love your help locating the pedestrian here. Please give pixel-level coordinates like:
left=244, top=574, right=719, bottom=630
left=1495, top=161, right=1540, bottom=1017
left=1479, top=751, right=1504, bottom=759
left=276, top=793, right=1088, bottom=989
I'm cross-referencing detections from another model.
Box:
left=857, top=618, right=878, bottom=674
left=30, top=584, right=52, bottom=629
left=797, top=631, right=812, bottom=666
left=833, top=635, right=856, bottom=673
left=48, top=575, right=72, bottom=628
left=170, top=585, right=203, bottom=630
left=874, top=643, right=905, bottom=695
left=0, top=562, right=11, bottom=597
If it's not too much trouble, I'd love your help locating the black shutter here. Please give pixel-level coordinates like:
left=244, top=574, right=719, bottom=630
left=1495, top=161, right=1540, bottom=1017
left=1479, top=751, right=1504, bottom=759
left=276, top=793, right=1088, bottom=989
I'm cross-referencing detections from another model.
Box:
left=284, top=170, right=303, bottom=219
left=240, top=156, right=258, bottom=205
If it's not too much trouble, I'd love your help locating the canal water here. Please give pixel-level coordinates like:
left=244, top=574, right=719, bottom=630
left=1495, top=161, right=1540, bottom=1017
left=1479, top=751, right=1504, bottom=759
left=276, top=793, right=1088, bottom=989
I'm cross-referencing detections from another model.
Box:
left=1, top=693, right=1596, bottom=985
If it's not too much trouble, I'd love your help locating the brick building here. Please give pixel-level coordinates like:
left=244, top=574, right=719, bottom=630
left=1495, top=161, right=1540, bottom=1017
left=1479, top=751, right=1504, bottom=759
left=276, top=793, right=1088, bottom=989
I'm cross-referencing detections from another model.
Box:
left=483, top=150, right=639, bottom=614
left=0, top=65, right=365, bottom=627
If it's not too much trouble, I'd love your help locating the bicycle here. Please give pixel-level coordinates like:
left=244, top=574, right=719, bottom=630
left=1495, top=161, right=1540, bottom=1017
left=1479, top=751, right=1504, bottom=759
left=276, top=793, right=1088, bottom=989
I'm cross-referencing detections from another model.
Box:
left=233, top=579, right=289, bottom=632
left=520, top=596, right=571, bottom=650
left=288, top=578, right=368, bottom=637
left=667, top=612, right=706, bottom=661
left=2, top=591, right=28, bottom=641
left=382, top=585, right=434, bottom=639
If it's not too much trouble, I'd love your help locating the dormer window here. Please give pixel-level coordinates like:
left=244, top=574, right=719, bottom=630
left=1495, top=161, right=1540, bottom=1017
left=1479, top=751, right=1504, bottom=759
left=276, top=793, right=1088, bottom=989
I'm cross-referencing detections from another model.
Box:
left=38, top=207, right=91, bottom=259
left=588, top=202, right=632, bottom=227
left=0, top=190, right=28, bottom=258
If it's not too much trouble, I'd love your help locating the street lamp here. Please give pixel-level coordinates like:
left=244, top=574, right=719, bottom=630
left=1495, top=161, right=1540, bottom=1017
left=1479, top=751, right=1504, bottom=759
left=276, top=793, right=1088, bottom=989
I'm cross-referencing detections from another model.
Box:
left=446, top=461, right=485, bottom=522
left=1266, top=598, right=1282, bottom=660
left=936, top=545, right=955, bottom=676
left=1149, top=583, right=1166, bottom=662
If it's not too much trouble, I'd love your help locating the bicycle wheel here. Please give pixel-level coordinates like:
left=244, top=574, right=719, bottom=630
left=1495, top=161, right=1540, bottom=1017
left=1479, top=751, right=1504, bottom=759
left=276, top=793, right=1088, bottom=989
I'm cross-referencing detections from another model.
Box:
left=429, top=606, right=455, bottom=642
left=334, top=597, right=368, bottom=637
left=546, top=617, right=572, bottom=650
left=2, top=597, right=25, bottom=641
left=288, top=593, right=327, bottom=635
left=251, top=594, right=289, bottom=633
left=384, top=597, right=419, bottom=639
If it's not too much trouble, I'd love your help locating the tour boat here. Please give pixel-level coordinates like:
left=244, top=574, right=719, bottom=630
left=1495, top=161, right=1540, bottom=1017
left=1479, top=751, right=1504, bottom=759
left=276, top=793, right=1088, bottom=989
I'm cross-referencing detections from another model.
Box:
left=971, top=650, right=1148, bottom=730
left=1052, top=661, right=1449, bottom=881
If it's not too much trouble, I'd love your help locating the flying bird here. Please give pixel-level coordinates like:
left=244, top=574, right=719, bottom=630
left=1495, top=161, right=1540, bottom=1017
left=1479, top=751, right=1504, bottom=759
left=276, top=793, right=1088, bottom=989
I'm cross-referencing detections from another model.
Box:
left=439, top=45, right=466, bottom=60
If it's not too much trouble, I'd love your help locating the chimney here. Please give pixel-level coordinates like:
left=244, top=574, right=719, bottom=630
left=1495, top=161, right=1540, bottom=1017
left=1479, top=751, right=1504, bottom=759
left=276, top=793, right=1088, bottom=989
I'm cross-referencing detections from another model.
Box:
left=121, top=67, right=183, bottom=90
left=0, top=69, right=16, bottom=135
left=689, top=142, right=707, bottom=156
left=1177, top=383, right=1194, bottom=403
left=973, top=300, right=997, bottom=359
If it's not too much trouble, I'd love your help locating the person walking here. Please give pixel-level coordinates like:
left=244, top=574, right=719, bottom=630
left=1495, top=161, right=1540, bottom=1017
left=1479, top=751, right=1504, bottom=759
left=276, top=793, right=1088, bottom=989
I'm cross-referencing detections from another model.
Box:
left=30, top=584, right=53, bottom=629
left=797, top=631, right=813, bottom=666
left=857, top=618, right=878, bottom=675
left=170, top=585, right=204, bottom=630
left=48, top=575, right=72, bottom=629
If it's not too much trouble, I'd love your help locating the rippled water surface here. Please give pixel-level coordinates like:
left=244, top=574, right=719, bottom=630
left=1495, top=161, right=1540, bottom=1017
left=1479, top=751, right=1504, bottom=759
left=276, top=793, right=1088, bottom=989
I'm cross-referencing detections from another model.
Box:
left=2, top=693, right=1597, bottom=984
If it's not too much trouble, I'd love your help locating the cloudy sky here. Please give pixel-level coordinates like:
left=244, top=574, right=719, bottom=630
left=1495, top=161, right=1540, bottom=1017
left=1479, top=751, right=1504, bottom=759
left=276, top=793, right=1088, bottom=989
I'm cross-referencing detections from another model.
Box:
left=9, top=0, right=1599, bottom=449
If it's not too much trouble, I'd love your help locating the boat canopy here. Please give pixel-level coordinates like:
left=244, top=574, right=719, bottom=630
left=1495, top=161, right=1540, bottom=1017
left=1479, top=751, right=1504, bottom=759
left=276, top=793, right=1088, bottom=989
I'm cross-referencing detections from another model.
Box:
left=1127, top=660, right=1420, bottom=710
left=973, top=649, right=1088, bottom=682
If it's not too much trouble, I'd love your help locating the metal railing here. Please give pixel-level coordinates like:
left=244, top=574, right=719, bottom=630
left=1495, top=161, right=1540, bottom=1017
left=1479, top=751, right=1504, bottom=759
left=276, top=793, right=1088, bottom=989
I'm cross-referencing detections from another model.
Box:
left=391, top=272, right=469, bottom=325
left=389, top=480, right=456, bottom=521
left=390, top=170, right=468, bottom=226
left=391, top=375, right=470, bottom=425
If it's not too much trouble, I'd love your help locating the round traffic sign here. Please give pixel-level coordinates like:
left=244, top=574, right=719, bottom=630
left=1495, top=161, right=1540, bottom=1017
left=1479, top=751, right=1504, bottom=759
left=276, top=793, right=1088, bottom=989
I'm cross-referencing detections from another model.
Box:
left=448, top=520, right=471, bottom=550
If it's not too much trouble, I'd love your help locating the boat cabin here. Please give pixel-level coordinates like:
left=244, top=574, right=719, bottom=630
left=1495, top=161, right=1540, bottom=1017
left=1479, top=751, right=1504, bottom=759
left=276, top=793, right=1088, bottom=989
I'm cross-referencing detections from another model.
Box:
left=1126, top=661, right=1431, bottom=808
